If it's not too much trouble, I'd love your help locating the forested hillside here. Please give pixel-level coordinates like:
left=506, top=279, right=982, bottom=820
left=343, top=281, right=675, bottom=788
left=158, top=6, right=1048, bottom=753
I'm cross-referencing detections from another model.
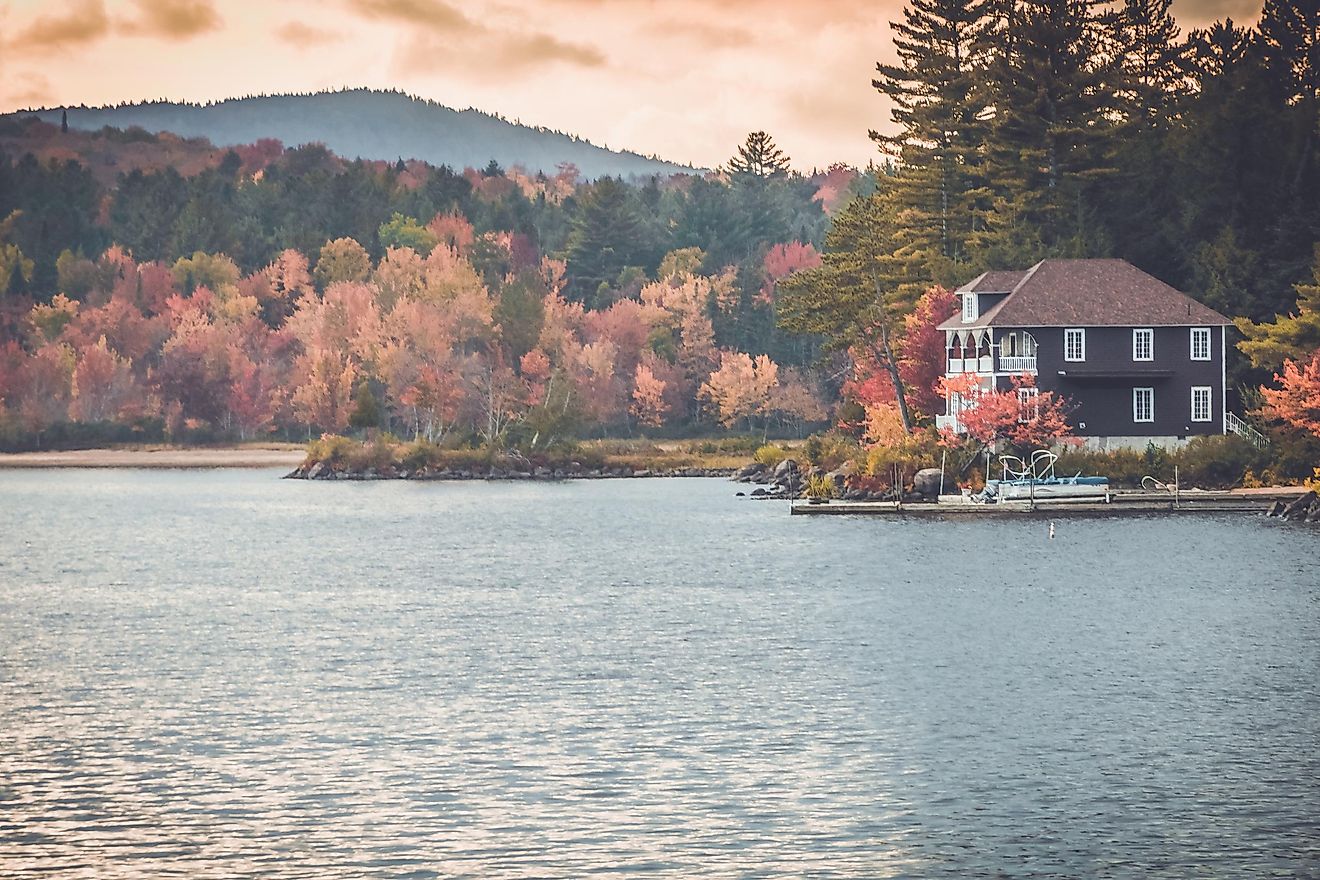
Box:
left=0, top=124, right=858, bottom=449
left=7, top=90, right=696, bottom=179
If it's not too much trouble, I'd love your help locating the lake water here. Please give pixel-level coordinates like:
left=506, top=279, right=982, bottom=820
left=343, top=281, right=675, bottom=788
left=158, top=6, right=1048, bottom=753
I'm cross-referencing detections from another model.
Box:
left=1, top=469, right=1318, bottom=878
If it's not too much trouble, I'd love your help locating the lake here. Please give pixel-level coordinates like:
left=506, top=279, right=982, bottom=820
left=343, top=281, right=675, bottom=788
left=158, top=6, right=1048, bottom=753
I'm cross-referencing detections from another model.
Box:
left=1, top=469, right=1318, bottom=877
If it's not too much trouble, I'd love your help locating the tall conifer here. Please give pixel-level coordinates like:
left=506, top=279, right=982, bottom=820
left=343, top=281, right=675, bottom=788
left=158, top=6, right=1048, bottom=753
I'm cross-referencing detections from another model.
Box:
left=872, top=0, right=994, bottom=281
left=973, top=0, right=1120, bottom=264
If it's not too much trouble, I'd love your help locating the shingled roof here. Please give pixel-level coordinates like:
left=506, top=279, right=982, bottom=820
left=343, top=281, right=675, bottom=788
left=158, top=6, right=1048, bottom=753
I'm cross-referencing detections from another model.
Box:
left=957, top=270, right=1027, bottom=294
left=939, top=259, right=1232, bottom=330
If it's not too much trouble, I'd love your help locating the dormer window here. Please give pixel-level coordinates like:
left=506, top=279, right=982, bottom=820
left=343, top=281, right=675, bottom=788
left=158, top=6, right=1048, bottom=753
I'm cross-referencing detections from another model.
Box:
left=962, top=293, right=977, bottom=322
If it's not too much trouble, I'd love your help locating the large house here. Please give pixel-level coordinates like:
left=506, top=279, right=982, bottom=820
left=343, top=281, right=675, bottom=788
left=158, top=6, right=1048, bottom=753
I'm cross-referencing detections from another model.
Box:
left=935, top=258, right=1257, bottom=450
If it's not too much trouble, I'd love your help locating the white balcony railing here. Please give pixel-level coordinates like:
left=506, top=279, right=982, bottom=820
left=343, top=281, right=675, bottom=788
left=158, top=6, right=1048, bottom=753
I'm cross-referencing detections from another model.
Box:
left=998, top=356, right=1037, bottom=374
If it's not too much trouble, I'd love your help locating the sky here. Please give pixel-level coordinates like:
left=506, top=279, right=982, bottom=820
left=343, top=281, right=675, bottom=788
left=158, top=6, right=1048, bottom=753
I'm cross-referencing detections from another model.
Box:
left=0, top=0, right=1264, bottom=171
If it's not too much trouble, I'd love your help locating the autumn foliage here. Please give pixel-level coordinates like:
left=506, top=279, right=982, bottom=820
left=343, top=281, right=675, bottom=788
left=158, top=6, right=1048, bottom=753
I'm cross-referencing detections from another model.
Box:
left=0, top=235, right=830, bottom=448
left=1261, top=350, right=1320, bottom=437
left=936, top=373, right=1077, bottom=452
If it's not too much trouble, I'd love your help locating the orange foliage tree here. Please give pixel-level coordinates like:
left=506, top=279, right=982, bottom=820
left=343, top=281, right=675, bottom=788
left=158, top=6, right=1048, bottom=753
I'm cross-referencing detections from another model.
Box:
left=630, top=361, right=669, bottom=428
left=937, top=373, right=1076, bottom=452
left=1261, top=349, right=1320, bottom=436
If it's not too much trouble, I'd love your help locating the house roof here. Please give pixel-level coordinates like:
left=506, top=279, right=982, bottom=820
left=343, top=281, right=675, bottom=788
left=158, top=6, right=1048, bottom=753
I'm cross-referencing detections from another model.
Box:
left=956, top=270, right=1028, bottom=294
left=938, top=259, right=1233, bottom=330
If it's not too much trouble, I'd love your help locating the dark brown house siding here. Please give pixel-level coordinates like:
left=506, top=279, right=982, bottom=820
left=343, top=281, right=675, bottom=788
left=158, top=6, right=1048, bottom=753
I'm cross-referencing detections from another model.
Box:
left=1000, top=325, right=1223, bottom=438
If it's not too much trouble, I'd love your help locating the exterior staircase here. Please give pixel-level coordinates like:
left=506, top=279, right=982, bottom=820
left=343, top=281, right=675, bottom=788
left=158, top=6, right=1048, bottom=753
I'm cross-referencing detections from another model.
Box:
left=1224, top=412, right=1268, bottom=449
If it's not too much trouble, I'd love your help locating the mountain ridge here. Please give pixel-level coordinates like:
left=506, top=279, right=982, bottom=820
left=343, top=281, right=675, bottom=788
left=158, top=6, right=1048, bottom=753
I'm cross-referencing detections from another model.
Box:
left=7, top=88, right=699, bottom=179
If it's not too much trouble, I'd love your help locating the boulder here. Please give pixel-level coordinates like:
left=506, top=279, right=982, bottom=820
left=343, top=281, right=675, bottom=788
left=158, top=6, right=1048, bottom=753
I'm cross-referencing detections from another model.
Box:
left=773, top=458, right=799, bottom=479
left=736, top=462, right=767, bottom=482
left=913, top=467, right=944, bottom=498
left=306, top=461, right=325, bottom=480
left=1266, top=500, right=1285, bottom=517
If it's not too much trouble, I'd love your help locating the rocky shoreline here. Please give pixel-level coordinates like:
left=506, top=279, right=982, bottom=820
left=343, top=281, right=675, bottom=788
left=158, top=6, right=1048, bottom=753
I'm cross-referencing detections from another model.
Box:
left=731, top=458, right=945, bottom=502
left=286, top=459, right=736, bottom=481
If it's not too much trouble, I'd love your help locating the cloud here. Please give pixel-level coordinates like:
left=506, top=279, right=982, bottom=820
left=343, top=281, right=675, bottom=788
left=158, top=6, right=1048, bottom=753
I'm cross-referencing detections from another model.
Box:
left=5, top=0, right=110, bottom=54
left=650, top=18, right=755, bottom=50
left=4, top=0, right=221, bottom=55
left=123, top=0, right=222, bottom=38
left=276, top=21, right=344, bottom=48
left=346, top=0, right=476, bottom=33
left=496, top=32, right=605, bottom=69
left=397, top=28, right=605, bottom=79
left=4, top=72, right=56, bottom=108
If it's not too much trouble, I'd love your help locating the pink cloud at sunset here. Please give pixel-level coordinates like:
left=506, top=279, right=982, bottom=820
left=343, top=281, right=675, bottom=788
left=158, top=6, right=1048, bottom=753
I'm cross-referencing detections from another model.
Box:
left=0, top=0, right=1264, bottom=170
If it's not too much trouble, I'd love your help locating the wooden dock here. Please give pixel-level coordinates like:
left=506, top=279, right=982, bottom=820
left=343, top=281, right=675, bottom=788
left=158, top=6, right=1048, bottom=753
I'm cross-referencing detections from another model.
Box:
left=790, top=489, right=1297, bottom=517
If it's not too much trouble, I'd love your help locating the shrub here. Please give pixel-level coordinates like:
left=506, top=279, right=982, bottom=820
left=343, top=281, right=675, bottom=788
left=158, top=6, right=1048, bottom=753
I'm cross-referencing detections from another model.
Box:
left=753, top=444, right=791, bottom=468
left=346, top=436, right=396, bottom=472
left=1173, top=435, right=1268, bottom=488
left=307, top=434, right=359, bottom=465
left=802, top=432, right=862, bottom=471
left=400, top=440, right=443, bottom=472
left=804, top=473, right=837, bottom=500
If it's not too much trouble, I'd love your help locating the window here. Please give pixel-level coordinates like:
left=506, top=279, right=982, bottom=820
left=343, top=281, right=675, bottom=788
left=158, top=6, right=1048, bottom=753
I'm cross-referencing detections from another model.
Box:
left=1191, top=386, right=1212, bottom=422
left=1133, top=328, right=1153, bottom=361
left=1190, top=327, right=1211, bottom=361
left=962, top=294, right=977, bottom=322
left=1064, top=328, right=1085, bottom=362
left=1017, top=386, right=1040, bottom=422
left=1133, top=387, right=1154, bottom=423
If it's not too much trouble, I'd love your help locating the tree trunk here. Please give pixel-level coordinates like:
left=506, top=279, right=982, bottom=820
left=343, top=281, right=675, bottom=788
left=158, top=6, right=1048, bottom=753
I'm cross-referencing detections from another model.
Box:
left=870, top=275, right=914, bottom=434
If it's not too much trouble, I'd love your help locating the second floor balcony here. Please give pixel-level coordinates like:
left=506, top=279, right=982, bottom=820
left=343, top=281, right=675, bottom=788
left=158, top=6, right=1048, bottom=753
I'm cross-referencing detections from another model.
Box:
left=998, top=355, right=1037, bottom=374
left=947, top=354, right=1037, bottom=375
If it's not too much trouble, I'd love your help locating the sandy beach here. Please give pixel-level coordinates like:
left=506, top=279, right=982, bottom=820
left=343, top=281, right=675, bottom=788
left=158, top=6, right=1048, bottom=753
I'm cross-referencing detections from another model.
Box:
left=0, top=446, right=307, bottom=469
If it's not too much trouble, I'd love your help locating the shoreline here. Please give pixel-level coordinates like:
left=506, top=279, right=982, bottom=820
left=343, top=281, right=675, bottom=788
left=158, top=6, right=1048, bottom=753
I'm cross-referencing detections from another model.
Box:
left=0, top=446, right=307, bottom=469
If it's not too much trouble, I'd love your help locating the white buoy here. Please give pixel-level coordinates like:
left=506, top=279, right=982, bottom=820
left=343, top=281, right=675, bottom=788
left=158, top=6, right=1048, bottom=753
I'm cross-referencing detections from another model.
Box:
left=1049, top=521, right=1056, bottom=540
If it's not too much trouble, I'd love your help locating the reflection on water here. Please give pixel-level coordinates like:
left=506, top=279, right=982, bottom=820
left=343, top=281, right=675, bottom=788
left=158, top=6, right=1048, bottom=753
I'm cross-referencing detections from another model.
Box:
left=1, top=470, right=1318, bottom=877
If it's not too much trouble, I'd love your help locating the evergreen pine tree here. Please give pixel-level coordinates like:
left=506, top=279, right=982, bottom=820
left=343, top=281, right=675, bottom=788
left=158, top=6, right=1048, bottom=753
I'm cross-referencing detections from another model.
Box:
left=565, top=177, right=651, bottom=304
left=973, top=0, right=1120, bottom=264
left=726, top=132, right=791, bottom=180
left=872, top=0, right=994, bottom=280
left=778, top=189, right=926, bottom=431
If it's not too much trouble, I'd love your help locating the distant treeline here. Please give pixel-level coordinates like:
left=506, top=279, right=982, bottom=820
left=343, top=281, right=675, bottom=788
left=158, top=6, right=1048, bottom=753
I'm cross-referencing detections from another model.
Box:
left=0, top=129, right=862, bottom=449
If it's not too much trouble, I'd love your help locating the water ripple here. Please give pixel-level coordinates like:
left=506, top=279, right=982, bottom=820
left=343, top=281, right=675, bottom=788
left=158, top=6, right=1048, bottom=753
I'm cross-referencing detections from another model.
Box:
left=1, top=470, right=1318, bottom=877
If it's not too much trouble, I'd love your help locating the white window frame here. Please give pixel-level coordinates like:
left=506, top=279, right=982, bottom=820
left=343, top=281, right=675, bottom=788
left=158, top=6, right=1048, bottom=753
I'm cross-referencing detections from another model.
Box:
left=962, top=294, right=977, bottom=322
left=1064, top=328, right=1086, bottom=362
left=1133, top=387, right=1154, bottom=423
left=1191, top=386, right=1212, bottom=422
left=1132, top=328, right=1153, bottom=362
left=1017, top=386, right=1040, bottom=423
left=1190, top=327, right=1211, bottom=361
